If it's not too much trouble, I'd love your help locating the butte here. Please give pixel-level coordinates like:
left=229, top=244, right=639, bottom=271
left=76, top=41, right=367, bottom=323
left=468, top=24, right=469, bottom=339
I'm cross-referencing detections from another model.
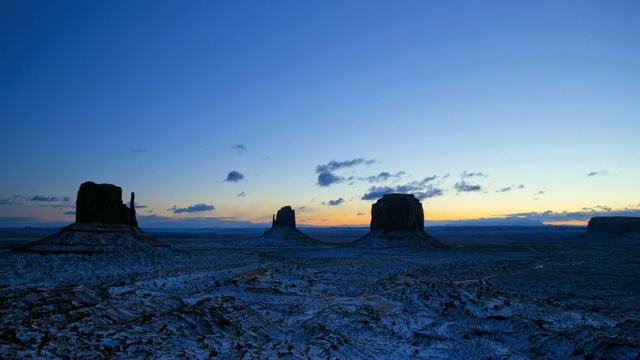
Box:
left=17, top=181, right=168, bottom=254
left=580, top=216, right=640, bottom=239
left=351, top=193, right=446, bottom=249
left=240, top=206, right=320, bottom=246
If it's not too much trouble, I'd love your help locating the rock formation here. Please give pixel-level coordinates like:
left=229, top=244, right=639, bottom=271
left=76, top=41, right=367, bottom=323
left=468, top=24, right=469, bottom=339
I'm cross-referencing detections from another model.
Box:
left=272, top=206, right=296, bottom=227
left=240, top=206, right=320, bottom=247
left=586, top=217, right=640, bottom=236
left=352, top=193, right=446, bottom=249
left=370, top=193, right=425, bottom=232
left=17, top=182, right=167, bottom=254
left=76, top=181, right=137, bottom=226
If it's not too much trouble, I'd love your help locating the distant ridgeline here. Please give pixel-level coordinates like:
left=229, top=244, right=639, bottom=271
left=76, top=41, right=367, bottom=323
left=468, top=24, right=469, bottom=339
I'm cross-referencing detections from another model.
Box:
left=586, top=217, right=640, bottom=236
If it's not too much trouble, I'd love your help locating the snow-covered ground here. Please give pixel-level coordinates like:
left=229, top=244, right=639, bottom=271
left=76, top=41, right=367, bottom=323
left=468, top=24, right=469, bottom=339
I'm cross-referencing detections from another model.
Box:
left=1, top=226, right=639, bottom=359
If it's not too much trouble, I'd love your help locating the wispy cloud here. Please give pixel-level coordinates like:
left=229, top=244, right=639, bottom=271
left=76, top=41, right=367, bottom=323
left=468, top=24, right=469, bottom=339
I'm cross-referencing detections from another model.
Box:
left=31, top=195, right=59, bottom=202
left=168, top=203, right=215, bottom=214
left=225, top=171, right=245, bottom=183
left=362, top=175, right=443, bottom=200
left=238, top=191, right=246, bottom=197
left=496, top=184, right=525, bottom=193
left=360, top=171, right=405, bottom=183
left=231, top=144, right=247, bottom=153
left=454, top=181, right=481, bottom=192
left=587, top=170, right=609, bottom=177
left=462, top=171, right=488, bottom=179
left=316, top=158, right=376, bottom=187
left=454, top=171, right=486, bottom=193
left=64, top=211, right=76, bottom=215
left=131, top=148, right=147, bottom=153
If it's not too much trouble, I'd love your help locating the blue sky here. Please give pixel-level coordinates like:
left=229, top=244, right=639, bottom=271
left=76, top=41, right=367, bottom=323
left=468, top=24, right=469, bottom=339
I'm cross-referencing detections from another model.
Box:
left=1, top=0, right=639, bottom=227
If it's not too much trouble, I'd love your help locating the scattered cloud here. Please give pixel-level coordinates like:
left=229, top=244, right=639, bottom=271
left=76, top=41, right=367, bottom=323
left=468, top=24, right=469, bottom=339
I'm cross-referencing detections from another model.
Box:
left=231, top=144, right=247, bottom=153
left=534, top=190, right=545, bottom=195
left=168, top=203, right=215, bottom=214
left=587, top=171, right=609, bottom=177
left=317, top=171, right=344, bottom=186
left=225, top=171, right=245, bottom=183
left=238, top=191, right=246, bottom=197
left=362, top=175, right=443, bottom=201
left=496, top=184, right=525, bottom=193
left=26, top=195, right=72, bottom=202
left=64, top=211, right=76, bottom=215
left=131, top=148, right=147, bottom=153
left=31, top=195, right=59, bottom=202
left=357, top=212, right=365, bottom=216
left=454, top=181, right=481, bottom=192
left=324, top=198, right=345, bottom=206
left=0, top=198, right=16, bottom=205
left=316, top=158, right=376, bottom=187
left=364, top=171, right=405, bottom=183
left=462, top=171, right=488, bottom=179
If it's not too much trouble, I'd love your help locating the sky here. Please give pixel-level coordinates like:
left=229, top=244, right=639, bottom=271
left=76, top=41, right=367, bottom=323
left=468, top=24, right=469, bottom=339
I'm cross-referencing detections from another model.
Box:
left=1, top=0, right=639, bottom=228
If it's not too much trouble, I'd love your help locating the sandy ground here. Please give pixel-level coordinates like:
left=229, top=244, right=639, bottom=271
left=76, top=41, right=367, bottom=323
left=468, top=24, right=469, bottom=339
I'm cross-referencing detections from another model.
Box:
left=0, top=226, right=639, bottom=359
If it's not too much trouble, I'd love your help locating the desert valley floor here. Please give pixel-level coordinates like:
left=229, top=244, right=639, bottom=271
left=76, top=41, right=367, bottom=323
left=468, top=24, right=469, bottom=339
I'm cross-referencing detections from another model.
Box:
left=1, top=226, right=639, bottom=359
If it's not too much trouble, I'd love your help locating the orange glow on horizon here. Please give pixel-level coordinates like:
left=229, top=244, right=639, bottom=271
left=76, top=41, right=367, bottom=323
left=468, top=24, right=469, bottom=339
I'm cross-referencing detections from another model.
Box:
left=543, top=220, right=588, bottom=226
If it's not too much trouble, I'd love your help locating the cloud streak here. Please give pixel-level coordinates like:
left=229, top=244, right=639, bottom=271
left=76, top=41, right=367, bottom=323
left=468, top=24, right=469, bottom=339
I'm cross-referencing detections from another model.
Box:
left=168, top=203, right=215, bottom=214
left=454, top=181, right=481, bottom=192
left=30, top=195, right=71, bottom=202
left=362, top=175, right=443, bottom=200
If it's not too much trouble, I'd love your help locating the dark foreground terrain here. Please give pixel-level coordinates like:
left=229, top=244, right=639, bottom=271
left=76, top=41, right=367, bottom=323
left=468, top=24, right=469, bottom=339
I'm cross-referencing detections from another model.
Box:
left=1, top=226, right=639, bottom=359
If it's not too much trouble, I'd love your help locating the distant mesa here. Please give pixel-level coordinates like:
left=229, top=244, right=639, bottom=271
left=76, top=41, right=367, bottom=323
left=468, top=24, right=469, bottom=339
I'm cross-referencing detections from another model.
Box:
left=17, top=181, right=168, bottom=254
left=585, top=216, right=640, bottom=237
left=240, top=206, right=320, bottom=247
left=351, top=194, right=446, bottom=249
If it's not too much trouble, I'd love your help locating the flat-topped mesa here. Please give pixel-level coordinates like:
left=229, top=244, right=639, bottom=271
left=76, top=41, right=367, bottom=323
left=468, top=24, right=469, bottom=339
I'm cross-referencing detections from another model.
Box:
left=370, top=193, right=425, bottom=232
left=352, top=193, right=446, bottom=249
left=272, top=206, right=296, bottom=228
left=76, top=181, right=138, bottom=226
left=587, top=216, right=640, bottom=235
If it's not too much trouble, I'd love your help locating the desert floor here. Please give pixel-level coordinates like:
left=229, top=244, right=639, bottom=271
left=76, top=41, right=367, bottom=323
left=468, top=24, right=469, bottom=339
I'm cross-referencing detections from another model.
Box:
left=0, top=226, right=638, bottom=359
